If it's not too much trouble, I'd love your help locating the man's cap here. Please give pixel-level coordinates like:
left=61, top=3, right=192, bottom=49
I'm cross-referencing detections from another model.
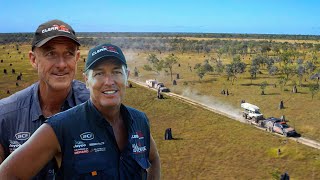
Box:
left=85, top=43, right=127, bottom=71
left=31, top=19, right=80, bottom=50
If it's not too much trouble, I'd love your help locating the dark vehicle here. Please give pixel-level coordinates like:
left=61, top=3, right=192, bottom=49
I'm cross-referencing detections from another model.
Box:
left=159, top=87, right=170, bottom=92
left=265, top=118, right=300, bottom=137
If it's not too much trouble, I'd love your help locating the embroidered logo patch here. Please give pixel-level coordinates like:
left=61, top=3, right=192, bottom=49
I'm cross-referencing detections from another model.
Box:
left=73, top=140, right=89, bottom=155
left=80, top=132, right=94, bottom=141
left=15, top=132, right=30, bottom=140
left=131, top=131, right=145, bottom=140
left=132, top=143, right=147, bottom=154
left=8, top=140, right=21, bottom=153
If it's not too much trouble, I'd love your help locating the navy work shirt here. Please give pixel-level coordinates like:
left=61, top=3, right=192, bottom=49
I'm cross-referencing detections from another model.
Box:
left=46, top=100, right=151, bottom=179
left=0, top=80, right=90, bottom=179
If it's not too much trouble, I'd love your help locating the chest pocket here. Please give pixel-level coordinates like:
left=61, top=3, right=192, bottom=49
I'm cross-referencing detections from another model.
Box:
left=73, top=152, right=117, bottom=180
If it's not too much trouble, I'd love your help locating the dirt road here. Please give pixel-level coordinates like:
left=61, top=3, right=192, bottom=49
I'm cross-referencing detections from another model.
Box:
left=129, top=79, right=320, bottom=150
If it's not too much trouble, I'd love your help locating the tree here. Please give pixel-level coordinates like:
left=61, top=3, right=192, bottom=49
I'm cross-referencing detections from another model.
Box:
left=250, top=56, right=264, bottom=79
left=260, top=81, right=268, bottom=95
left=225, top=55, right=247, bottom=85
left=309, top=83, right=319, bottom=100
left=143, top=53, right=163, bottom=74
left=260, top=44, right=271, bottom=56
left=296, top=65, right=305, bottom=86
left=163, top=54, right=179, bottom=81
left=310, top=73, right=320, bottom=85
left=147, top=53, right=159, bottom=64
left=305, top=61, right=316, bottom=75
left=279, top=51, right=291, bottom=67
left=216, top=48, right=224, bottom=61
left=312, top=54, right=318, bottom=64
left=204, top=46, right=211, bottom=54
left=281, top=64, right=294, bottom=80
left=249, top=64, right=259, bottom=82
left=194, top=65, right=206, bottom=81
left=194, top=61, right=213, bottom=81
left=266, top=58, right=275, bottom=70
left=273, top=45, right=281, bottom=55
left=215, top=60, right=224, bottom=75
left=268, top=66, right=278, bottom=76
left=202, top=60, right=213, bottom=72
left=278, top=76, right=288, bottom=92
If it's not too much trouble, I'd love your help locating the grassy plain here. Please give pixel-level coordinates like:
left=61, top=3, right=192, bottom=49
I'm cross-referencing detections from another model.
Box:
left=0, top=41, right=320, bottom=179
left=126, top=49, right=320, bottom=143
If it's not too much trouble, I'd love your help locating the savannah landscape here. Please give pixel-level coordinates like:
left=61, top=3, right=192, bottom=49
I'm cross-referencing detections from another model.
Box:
left=0, top=33, right=320, bottom=179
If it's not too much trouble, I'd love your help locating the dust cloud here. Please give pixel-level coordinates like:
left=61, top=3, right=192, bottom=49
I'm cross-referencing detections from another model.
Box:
left=181, top=87, right=245, bottom=122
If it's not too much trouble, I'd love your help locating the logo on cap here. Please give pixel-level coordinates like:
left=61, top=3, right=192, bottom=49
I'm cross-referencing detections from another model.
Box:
left=91, top=46, right=119, bottom=56
left=41, top=24, right=71, bottom=34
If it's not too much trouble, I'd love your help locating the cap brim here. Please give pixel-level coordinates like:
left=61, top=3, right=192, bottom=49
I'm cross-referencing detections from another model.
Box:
left=84, top=55, right=127, bottom=72
left=34, top=35, right=80, bottom=48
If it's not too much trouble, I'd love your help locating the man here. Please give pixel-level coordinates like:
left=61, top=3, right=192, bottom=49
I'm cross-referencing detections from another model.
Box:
left=0, top=19, right=89, bottom=179
left=0, top=44, right=161, bottom=179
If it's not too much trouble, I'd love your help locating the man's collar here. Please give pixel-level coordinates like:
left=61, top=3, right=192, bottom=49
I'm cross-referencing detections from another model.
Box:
left=88, top=100, right=133, bottom=127
left=31, top=82, right=75, bottom=122
left=31, top=82, right=43, bottom=122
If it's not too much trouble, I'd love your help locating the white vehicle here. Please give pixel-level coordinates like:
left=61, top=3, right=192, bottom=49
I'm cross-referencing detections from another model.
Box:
left=241, top=102, right=264, bottom=123
left=146, top=80, right=171, bottom=93
left=146, top=79, right=158, bottom=88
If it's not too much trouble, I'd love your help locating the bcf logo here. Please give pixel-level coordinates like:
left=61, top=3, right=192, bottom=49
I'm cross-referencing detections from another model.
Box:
left=80, top=132, right=94, bottom=141
left=15, top=132, right=30, bottom=140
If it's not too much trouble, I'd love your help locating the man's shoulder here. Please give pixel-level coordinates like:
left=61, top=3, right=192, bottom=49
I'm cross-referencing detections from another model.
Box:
left=0, top=84, right=36, bottom=115
left=124, top=105, right=149, bottom=123
left=72, top=80, right=90, bottom=103
left=72, top=80, right=87, bottom=91
left=72, top=79, right=86, bottom=89
left=125, top=105, right=145, bottom=116
left=48, top=101, right=87, bottom=123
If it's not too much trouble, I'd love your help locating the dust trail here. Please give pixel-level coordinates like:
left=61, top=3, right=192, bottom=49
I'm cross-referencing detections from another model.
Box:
left=130, top=78, right=320, bottom=149
left=180, top=87, right=245, bottom=122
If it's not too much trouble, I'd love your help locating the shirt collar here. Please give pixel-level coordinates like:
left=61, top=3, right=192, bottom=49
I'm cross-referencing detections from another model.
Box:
left=31, top=82, right=75, bottom=122
left=30, top=82, right=42, bottom=122
left=60, top=87, right=75, bottom=111
left=87, top=100, right=133, bottom=127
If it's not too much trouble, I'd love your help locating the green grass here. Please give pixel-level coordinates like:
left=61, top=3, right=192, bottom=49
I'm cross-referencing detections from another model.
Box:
left=1, top=43, right=320, bottom=179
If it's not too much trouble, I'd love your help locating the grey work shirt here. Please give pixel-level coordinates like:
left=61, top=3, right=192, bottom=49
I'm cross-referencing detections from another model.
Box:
left=0, top=80, right=89, bottom=179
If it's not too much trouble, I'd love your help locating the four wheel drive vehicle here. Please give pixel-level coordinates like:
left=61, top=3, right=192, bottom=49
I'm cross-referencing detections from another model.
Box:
left=146, top=79, right=171, bottom=93
left=264, top=117, right=282, bottom=123
left=159, top=86, right=170, bottom=92
left=264, top=119, right=300, bottom=137
left=156, top=82, right=165, bottom=89
left=241, top=102, right=264, bottom=123
left=146, top=79, right=158, bottom=88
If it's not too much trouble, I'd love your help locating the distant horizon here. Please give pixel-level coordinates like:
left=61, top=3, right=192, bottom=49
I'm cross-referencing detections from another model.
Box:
left=1, top=0, right=320, bottom=35
left=1, top=31, right=320, bottom=37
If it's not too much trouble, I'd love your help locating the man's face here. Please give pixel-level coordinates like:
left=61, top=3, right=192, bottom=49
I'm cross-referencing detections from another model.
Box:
left=30, top=37, right=80, bottom=91
left=85, top=59, right=128, bottom=110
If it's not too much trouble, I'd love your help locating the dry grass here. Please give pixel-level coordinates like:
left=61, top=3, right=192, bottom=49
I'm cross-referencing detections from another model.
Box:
left=124, top=84, right=320, bottom=179
left=1, top=42, right=320, bottom=179
left=127, top=50, right=320, bottom=142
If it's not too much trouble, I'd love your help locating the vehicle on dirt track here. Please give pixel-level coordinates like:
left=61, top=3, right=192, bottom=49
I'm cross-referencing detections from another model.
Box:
left=146, top=79, right=170, bottom=92
left=146, top=79, right=158, bottom=88
left=241, top=102, right=264, bottom=125
left=264, top=117, right=300, bottom=137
